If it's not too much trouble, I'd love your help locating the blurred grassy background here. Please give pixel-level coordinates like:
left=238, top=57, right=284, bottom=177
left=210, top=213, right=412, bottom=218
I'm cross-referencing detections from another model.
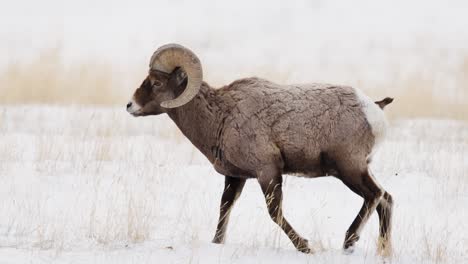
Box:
left=1, top=0, right=467, bottom=121
left=1, top=46, right=467, bottom=120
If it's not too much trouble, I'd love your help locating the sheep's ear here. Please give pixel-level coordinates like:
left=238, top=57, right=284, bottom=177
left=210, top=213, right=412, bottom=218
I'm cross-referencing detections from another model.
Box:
left=171, top=67, right=188, bottom=87
left=170, top=68, right=187, bottom=91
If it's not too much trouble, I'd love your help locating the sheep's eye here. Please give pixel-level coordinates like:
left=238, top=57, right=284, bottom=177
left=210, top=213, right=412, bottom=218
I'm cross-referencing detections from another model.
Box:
left=153, top=80, right=162, bottom=87
left=152, top=80, right=163, bottom=93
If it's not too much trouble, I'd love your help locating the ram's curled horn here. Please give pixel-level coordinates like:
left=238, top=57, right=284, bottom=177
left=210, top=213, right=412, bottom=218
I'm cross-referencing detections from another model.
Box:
left=149, top=43, right=203, bottom=108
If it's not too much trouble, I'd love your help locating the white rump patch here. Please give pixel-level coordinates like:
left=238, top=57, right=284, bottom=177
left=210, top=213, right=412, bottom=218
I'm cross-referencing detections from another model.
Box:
left=353, top=88, right=389, bottom=157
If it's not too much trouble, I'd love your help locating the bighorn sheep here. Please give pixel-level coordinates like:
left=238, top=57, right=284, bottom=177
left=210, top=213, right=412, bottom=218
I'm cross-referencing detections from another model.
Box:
left=127, top=44, right=394, bottom=254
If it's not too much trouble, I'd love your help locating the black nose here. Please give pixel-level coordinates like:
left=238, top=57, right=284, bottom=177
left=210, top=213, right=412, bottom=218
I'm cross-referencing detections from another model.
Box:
left=126, top=102, right=132, bottom=109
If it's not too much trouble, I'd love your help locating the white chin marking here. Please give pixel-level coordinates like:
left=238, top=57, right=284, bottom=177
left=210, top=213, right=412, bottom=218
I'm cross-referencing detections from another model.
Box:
left=127, top=99, right=142, bottom=115
left=353, top=87, right=389, bottom=157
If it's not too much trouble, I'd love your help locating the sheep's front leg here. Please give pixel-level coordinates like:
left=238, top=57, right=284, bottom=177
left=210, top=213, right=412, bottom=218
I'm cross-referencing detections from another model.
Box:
left=257, top=166, right=311, bottom=253
left=212, top=176, right=246, bottom=244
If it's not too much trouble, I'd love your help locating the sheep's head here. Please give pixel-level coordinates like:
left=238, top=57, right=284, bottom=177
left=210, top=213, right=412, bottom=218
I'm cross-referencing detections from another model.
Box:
left=127, top=44, right=203, bottom=116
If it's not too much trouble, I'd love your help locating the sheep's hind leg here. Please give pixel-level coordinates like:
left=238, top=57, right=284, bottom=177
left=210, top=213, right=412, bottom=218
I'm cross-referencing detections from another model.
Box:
left=339, top=168, right=384, bottom=253
left=376, top=191, right=393, bottom=256
left=212, top=176, right=246, bottom=244
left=257, top=165, right=311, bottom=253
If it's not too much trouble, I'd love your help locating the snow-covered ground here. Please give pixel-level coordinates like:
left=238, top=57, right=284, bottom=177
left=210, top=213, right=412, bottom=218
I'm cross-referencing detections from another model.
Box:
left=1, top=0, right=467, bottom=262
left=0, top=106, right=467, bottom=263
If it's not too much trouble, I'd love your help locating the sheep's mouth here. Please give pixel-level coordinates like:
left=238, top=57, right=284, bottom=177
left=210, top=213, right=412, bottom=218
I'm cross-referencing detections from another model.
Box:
left=130, top=111, right=143, bottom=117
left=130, top=109, right=151, bottom=117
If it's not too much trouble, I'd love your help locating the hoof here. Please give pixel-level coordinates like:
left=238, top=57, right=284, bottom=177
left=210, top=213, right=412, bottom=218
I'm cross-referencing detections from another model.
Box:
left=377, top=237, right=393, bottom=257
left=343, top=233, right=359, bottom=254
left=296, top=240, right=314, bottom=254
left=343, top=244, right=355, bottom=255
left=211, top=237, right=224, bottom=244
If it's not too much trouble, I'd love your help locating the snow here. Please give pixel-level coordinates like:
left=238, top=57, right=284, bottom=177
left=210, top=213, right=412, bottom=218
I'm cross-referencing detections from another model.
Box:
left=1, top=0, right=467, bottom=262
left=0, top=106, right=467, bottom=263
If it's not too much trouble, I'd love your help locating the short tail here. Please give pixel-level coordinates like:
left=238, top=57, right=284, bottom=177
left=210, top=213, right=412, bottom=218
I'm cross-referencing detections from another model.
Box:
left=375, top=97, right=394, bottom=109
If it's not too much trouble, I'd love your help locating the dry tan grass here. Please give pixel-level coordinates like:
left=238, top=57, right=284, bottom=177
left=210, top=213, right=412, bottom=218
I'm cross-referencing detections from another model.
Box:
left=1, top=48, right=467, bottom=121
left=363, top=70, right=468, bottom=121
left=0, top=47, right=126, bottom=105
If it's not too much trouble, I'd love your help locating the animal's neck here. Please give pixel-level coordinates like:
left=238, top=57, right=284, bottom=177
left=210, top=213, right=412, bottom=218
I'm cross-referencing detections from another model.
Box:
left=166, top=83, right=222, bottom=163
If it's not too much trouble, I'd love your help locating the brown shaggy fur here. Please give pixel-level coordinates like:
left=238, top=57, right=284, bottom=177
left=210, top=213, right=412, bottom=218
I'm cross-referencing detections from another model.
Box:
left=128, top=68, right=393, bottom=254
